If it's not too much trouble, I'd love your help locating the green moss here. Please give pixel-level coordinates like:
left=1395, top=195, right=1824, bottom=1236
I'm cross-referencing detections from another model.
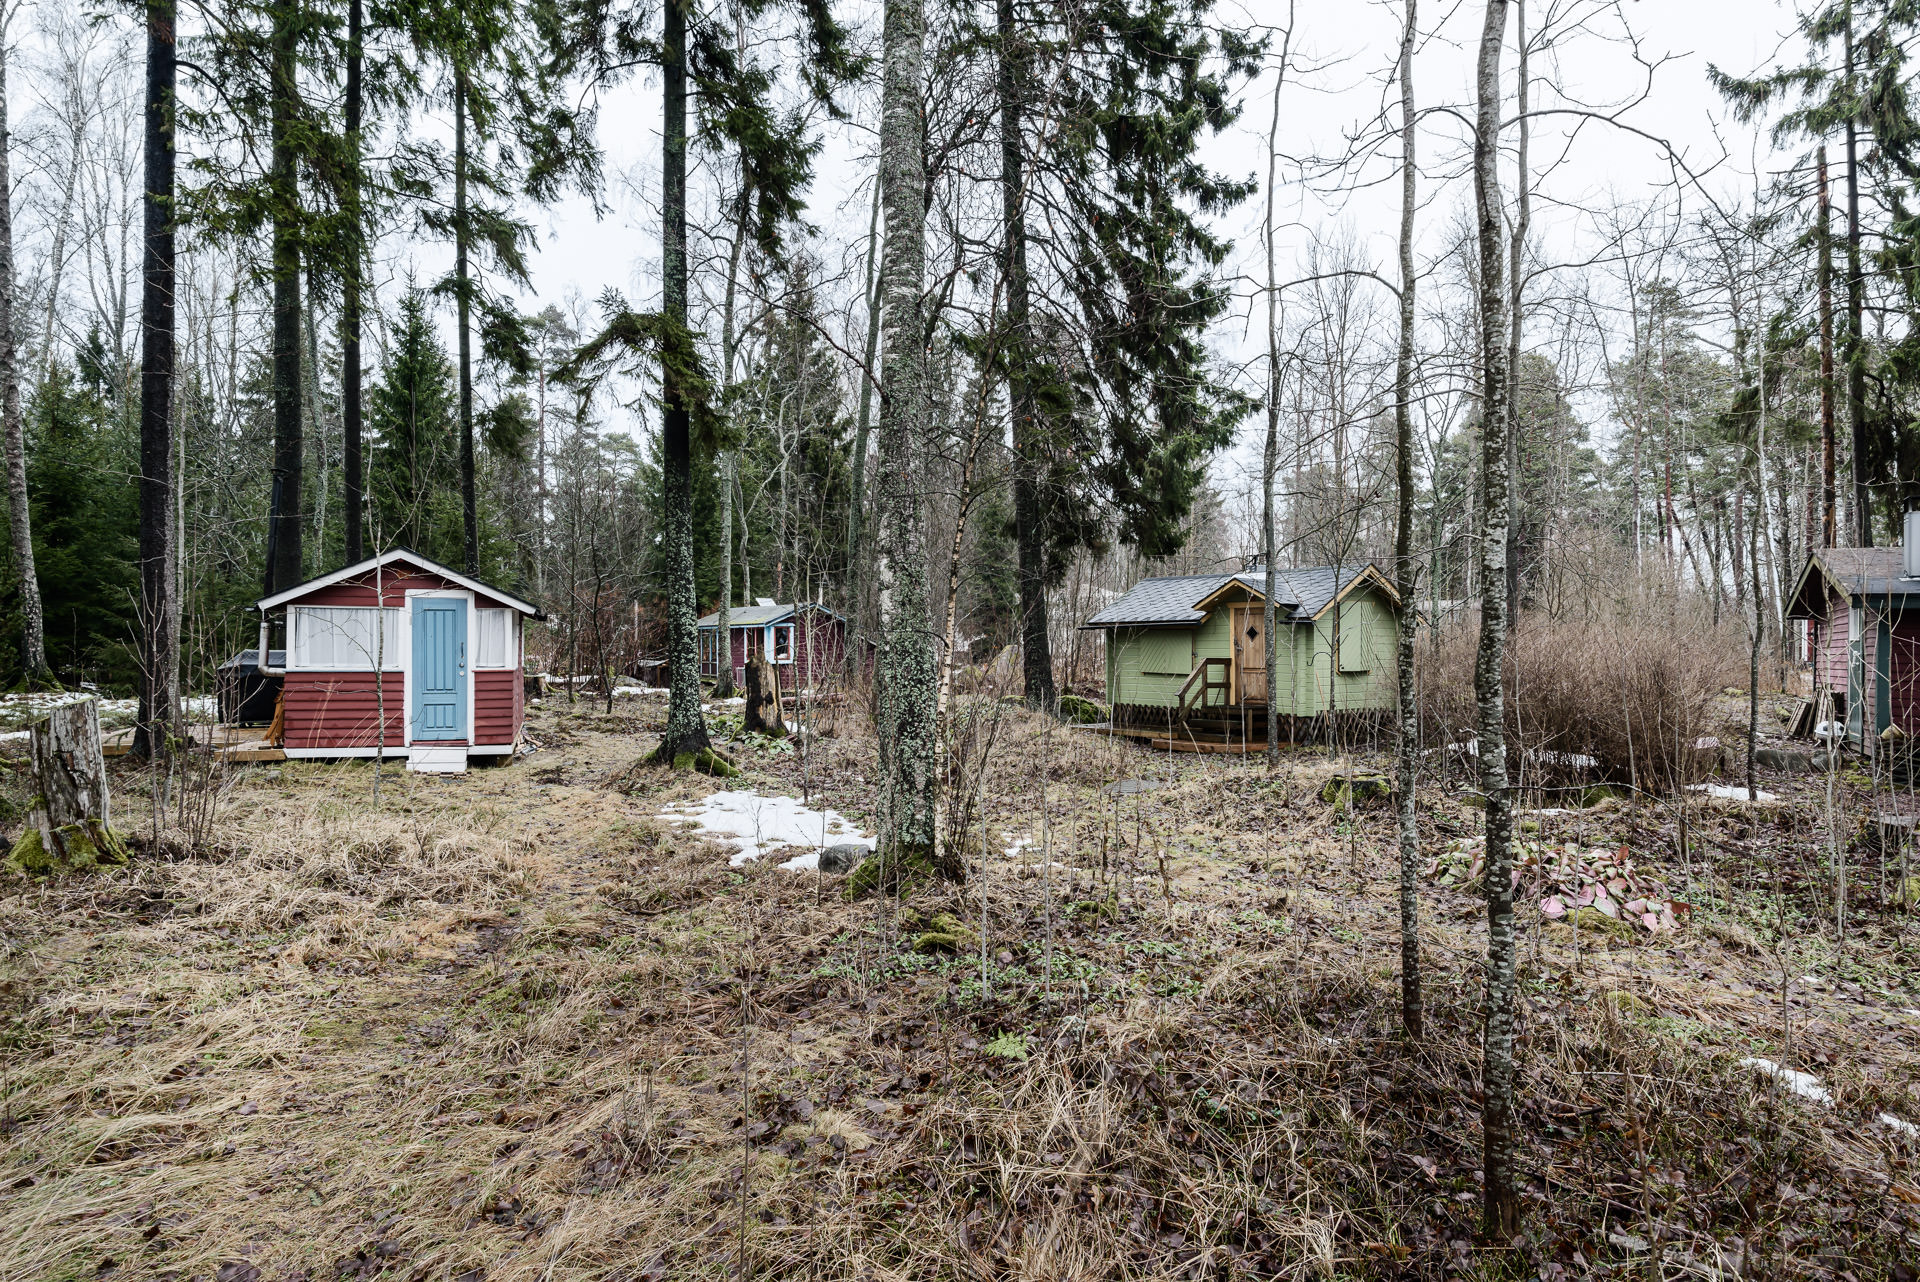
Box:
left=667, top=747, right=739, bottom=777
left=1320, top=774, right=1392, bottom=809
left=1056, top=694, right=1105, bottom=724
left=6, top=819, right=132, bottom=877
left=843, top=844, right=937, bottom=898
left=911, top=912, right=980, bottom=955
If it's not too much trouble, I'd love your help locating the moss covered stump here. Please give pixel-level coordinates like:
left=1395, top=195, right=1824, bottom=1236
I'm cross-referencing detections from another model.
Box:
left=8, top=819, right=131, bottom=876
left=8, top=697, right=129, bottom=877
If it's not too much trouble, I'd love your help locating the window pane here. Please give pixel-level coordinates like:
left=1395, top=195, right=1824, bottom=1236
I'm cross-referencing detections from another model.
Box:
left=476, top=609, right=509, bottom=667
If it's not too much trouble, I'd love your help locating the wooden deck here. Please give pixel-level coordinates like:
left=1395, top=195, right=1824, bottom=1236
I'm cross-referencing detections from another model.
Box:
left=104, top=724, right=286, bottom=762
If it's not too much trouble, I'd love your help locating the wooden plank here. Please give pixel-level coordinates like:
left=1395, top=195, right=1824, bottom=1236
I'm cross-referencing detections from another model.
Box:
left=1149, top=737, right=1271, bottom=754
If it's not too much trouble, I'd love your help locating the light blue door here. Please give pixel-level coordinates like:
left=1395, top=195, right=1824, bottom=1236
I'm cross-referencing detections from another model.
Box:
left=411, top=597, right=468, bottom=741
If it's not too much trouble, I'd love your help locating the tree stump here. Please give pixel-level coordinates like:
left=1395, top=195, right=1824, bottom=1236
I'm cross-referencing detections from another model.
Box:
left=744, top=653, right=785, bottom=737
left=7, top=697, right=131, bottom=874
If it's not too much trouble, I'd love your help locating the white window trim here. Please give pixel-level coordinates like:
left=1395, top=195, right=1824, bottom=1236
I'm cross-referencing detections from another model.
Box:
left=474, top=607, right=517, bottom=670
left=288, top=605, right=406, bottom=673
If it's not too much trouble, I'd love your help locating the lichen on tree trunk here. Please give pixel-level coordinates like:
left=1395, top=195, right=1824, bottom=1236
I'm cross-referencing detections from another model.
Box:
left=649, top=0, right=716, bottom=772
left=872, top=0, right=958, bottom=885
left=7, top=697, right=131, bottom=875
left=1471, top=0, right=1521, bottom=1244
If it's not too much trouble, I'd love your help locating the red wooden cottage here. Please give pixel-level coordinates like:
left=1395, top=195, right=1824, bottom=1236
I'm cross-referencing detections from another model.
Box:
left=1786, top=539, right=1920, bottom=751
left=252, top=549, right=542, bottom=773
left=697, top=600, right=848, bottom=691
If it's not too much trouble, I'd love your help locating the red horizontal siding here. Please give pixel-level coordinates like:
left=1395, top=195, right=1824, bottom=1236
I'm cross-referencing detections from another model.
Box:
left=283, top=673, right=405, bottom=749
left=474, top=670, right=520, bottom=745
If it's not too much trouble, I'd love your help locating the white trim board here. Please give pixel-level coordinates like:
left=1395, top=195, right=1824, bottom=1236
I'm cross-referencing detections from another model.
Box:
left=255, top=548, right=540, bottom=616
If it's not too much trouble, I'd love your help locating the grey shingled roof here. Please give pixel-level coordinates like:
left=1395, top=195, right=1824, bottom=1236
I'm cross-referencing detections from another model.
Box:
left=1083, top=564, right=1376, bottom=628
left=696, top=602, right=844, bottom=630
left=1788, top=546, right=1920, bottom=617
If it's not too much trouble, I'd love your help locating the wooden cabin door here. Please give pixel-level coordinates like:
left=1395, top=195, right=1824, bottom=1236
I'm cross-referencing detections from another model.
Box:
left=411, top=597, right=469, bottom=742
left=1232, top=606, right=1268, bottom=704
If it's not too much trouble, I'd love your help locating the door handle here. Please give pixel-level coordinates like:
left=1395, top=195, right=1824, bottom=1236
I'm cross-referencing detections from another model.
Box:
left=460, top=641, right=467, bottom=671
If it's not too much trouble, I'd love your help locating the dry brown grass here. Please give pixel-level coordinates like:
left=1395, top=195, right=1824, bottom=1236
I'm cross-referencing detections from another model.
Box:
left=0, top=695, right=1917, bottom=1279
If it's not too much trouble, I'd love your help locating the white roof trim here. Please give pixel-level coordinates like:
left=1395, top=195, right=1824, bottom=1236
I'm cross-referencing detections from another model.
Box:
left=255, top=549, right=541, bottom=616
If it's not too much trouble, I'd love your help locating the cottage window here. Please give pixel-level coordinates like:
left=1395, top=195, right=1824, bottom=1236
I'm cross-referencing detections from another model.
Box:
left=774, top=624, right=794, bottom=663
left=292, top=606, right=402, bottom=669
left=475, top=609, right=514, bottom=668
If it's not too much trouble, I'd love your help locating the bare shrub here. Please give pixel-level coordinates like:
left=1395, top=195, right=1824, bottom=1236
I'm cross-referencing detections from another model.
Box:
left=1420, top=606, right=1744, bottom=793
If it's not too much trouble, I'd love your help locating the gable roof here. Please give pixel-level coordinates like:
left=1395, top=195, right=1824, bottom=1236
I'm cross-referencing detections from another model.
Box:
left=1083, top=563, right=1396, bottom=629
left=255, top=548, right=541, bottom=616
left=1785, top=546, right=1920, bottom=617
left=697, top=602, right=844, bottom=630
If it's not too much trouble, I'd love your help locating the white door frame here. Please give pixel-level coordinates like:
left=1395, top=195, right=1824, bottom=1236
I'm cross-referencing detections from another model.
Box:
left=405, top=589, right=475, bottom=746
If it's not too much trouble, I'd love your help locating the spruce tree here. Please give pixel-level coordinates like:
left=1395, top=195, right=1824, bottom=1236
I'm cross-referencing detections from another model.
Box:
left=369, top=291, right=460, bottom=561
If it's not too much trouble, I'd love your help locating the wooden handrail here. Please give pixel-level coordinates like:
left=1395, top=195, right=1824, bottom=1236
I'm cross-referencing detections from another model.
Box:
left=1176, top=656, right=1231, bottom=716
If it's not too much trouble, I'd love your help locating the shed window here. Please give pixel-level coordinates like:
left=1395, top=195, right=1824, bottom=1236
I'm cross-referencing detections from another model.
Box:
left=293, top=606, right=401, bottom=669
left=475, top=609, right=514, bottom=668
left=774, top=624, right=794, bottom=663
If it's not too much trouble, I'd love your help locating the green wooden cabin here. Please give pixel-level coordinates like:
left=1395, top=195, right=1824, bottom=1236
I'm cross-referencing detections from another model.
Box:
left=1082, top=563, right=1401, bottom=743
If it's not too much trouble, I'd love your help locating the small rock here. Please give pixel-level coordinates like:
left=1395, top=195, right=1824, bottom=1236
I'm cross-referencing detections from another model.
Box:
left=817, top=843, right=869, bottom=875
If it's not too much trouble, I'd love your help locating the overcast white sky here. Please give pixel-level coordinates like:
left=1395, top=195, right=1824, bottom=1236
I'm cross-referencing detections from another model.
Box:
left=371, top=0, right=1810, bottom=514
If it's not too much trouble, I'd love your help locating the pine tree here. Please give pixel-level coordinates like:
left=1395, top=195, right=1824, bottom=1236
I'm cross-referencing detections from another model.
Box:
left=134, top=0, right=178, bottom=758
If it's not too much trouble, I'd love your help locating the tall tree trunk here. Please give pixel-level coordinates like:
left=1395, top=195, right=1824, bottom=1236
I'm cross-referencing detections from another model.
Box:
left=997, top=0, right=1052, bottom=708
left=342, top=0, right=364, bottom=564
left=0, top=28, right=49, bottom=687
left=1503, top=0, right=1528, bottom=619
left=651, top=0, right=713, bottom=766
left=1471, top=0, right=1519, bottom=1243
left=1845, top=4, right=1870, bottom=545
left=876, top=0, right=946, bottom=877
left=714, top=179, right=749, bottom=699
left=269, top=0, right=303, bottom=593
left=846, top=179, right=881, bottom=666
left=455, top=64, right=478, bottom=575
left=1818, top=146, right=1836, bottom=548
left=1393, top=0, right=1421, bottom=1040
left=1260, top=70, right=1281, bottom=768
left=135, top=0, right=176, bottom=759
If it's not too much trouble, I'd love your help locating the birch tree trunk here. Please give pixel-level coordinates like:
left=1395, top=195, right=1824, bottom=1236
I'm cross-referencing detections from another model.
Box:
left=1503, top=0, right=1528, bottom=621
left=715, top=178, right=749, bottom=700
left=875, top=0, right=949, bottom=880
left=846, top=180, right=881, bottom=668
left=1260, top=5, right=1293, bottom=769
left=0, top=24, right=49, bottom=687
left=134, top=0, right=176, bottom=760
left=1393, top=0, right=1422, bottom=1041
left=1471, top=0, right=1520, bottom=1242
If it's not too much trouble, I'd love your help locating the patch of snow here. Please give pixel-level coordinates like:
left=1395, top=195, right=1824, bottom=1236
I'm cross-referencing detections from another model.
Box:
left=659, top=789, right=874, bottom=870
left=614, top=686, right=671, bottom=696
left=1526, top=807, right=1574, bottom=817
left=1689, top=783, right=1779, bottom=802
left=0, top=730, right=26, bottom=742
left=1737, top=1056, right=1833, bottom=1105
left=1879, top=1112, right=1920, bottom=1137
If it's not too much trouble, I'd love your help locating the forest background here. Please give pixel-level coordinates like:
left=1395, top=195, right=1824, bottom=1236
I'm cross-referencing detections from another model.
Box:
left=0, top=0, right=1877, bottom=706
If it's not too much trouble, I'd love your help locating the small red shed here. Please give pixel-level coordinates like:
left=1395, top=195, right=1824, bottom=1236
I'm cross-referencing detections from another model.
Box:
left=1786, top=544, right=1920, bottom=751
left=253, top=549, right=542, bottom=773
left=696, top=600, right=848, bottom=690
